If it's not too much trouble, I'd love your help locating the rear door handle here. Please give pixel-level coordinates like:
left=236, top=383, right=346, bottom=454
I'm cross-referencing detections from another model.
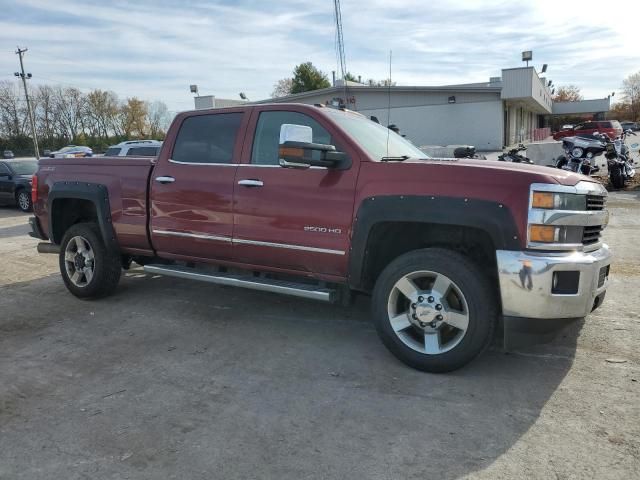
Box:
left=238, top=179, right=264, bottom=187
left=155, top=176, right=175, bottom=184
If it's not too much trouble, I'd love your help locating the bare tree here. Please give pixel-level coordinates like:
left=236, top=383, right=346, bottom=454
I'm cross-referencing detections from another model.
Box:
left=147, top=100, right=171, bottom=138
left=0, top=80, right=27, bottom=138
left=271, top=78, right=293, bottom=97
left=622, top=71, right=640, bottom=121
left=53, top=86, right=85, bottom=142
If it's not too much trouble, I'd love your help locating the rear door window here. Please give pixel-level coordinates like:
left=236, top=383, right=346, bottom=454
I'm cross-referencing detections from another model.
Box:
left=172, top=113, right=243, bottom=164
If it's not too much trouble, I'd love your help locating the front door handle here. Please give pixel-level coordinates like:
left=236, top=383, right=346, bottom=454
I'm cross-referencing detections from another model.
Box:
left=155, top=176, right=175, bottom=184
left=238, top=179, right=264, bottom=187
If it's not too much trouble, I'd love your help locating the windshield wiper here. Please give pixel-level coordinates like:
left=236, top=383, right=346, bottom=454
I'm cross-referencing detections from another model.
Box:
left=380, top=155, right=410, bottom=162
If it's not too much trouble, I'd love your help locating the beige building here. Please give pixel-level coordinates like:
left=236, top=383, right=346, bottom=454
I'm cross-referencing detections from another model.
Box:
left=248, top=67, right=610, bottom=151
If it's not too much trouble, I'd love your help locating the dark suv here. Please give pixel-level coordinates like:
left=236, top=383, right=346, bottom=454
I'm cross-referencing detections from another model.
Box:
left=0, top=160, right=38, bottom=212
left=553, top=120, right=623, bottom=140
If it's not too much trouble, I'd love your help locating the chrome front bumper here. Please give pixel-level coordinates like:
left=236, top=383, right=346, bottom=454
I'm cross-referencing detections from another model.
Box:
left=496, top=245, right=611, bottom=319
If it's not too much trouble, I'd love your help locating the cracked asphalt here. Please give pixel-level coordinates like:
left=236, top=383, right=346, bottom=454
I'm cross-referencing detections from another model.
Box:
left=0, top=190, right=639, bottom=479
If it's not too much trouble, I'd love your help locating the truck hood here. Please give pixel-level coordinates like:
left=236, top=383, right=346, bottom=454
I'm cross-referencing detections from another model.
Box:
left=409, top=158, right=595, bottom=187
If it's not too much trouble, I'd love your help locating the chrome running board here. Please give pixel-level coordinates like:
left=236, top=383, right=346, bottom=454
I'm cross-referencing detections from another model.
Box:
left=143, top=264, right=335, bottom=302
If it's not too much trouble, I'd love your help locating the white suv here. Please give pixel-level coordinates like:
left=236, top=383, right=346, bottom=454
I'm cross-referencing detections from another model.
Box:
left=104, top=140, right=162, bottom=157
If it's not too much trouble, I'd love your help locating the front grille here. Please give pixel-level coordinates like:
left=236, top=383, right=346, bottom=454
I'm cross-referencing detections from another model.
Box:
left=586, top=194, right=606, bottom=211
left=583, top=225, right=603, bottom=246
left=598, top=265, right=610, bottom=288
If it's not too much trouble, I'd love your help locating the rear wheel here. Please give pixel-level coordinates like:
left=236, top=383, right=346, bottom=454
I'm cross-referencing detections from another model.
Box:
left=59, top=222, right=121, bottom=299
left=16, top=189, right=32, bottom=212
left=372, top=248, right=496, bottom=373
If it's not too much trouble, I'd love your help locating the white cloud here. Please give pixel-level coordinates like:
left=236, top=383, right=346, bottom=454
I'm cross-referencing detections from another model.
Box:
left=1, top=0, right=638, bottom=110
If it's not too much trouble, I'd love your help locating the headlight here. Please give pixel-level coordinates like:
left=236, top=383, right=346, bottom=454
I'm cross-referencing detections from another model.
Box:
left=586, top=152, right=593, bottom=158
left=571, top=147, right=584, bottom=158
left=531, top=191, right=586, bottom=210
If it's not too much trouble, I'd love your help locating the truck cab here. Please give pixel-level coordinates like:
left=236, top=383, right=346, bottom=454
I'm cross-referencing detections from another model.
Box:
left=30, top=103, right=611, bottom=372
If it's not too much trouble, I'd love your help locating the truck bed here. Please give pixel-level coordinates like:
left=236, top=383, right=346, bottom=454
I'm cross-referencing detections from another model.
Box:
left=36, top=156, right=155, bottom=254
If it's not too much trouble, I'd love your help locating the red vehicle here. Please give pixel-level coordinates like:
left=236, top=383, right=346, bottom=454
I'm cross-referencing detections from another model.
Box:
left=553, top=120, right=623, bottom=141
left=30, top=104, right=612, bottom=372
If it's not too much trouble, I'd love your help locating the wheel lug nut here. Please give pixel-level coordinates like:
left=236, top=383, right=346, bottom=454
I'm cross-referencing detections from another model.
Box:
left=411, top=303, right=417, bottom=309
left=436, top=315, right=443, bottom=321
left=427, top=296, right=434, bottom=303
left=412, top=314, right=418, bottom=320
left=418, top=296, right=424, bottom=302
left=419, top=322, right=427, bottom=328
left=435, top=304, right=442, bottom=311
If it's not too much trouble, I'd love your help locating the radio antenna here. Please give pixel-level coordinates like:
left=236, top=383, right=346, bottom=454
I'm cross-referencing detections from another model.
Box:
left=386, top=49, right=392, bottom=157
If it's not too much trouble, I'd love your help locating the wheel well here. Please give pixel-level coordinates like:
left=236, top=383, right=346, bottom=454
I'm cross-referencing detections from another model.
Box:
left=50, top=198, right=98, bottom=244
left=359, top=222, right=498, bottom=292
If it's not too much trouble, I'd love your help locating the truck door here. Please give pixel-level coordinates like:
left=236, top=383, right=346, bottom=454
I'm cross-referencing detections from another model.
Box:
left=232, top=107, right=359, bottom=277
left=149, top=110, right=247, bottom=262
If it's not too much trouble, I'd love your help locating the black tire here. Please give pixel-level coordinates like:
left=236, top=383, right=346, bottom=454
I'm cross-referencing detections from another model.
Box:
left=371, top=248, right=497, bottom=373
left=59, top=222, right=121, bottom=299
left=610, top=166, right=625, bottom=189
left=15, top=189, right=32, bottom=212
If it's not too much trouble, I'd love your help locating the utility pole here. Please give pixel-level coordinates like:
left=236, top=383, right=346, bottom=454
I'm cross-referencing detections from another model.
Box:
left=15, top=47, right=39, bottom=159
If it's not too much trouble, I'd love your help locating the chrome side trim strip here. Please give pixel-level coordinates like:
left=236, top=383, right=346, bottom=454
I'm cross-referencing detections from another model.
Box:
left=152, top=230, right=345, bottom=255
left=168, top=159, right=238, bottom=166
left=233, top=238, right=345, bottom=255
left=143, top=265, right=334, bottom=302
left=152, top=229, right=232, bottom=243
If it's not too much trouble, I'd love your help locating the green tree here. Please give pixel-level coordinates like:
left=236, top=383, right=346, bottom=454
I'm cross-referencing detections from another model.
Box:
left=291, top=62, right=331, bottom=94
left=343, top=72, right=358, bottom=82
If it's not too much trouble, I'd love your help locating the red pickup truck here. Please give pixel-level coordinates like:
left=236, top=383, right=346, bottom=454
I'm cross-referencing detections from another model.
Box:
left=30, top=103, right=611, bottom=372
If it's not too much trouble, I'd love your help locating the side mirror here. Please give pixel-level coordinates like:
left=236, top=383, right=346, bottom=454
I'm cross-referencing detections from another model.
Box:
left=278, top=123, right=347, bottom=169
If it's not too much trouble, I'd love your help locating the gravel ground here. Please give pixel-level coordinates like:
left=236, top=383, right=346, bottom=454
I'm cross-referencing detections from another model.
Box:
left=0, top=190, right=639, bottom=480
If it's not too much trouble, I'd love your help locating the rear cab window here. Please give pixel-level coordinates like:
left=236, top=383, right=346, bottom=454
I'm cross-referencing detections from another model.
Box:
left=172, top=113, right=243, bottom=164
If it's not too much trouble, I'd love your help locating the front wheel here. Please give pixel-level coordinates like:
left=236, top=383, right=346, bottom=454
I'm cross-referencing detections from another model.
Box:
left=372, top=248, right=497, bottom=373
left=610, top=165, right=625, bottom=189
left=16, top=189, right=32, bottom=212
left=59, top=222, right=122, bottom=299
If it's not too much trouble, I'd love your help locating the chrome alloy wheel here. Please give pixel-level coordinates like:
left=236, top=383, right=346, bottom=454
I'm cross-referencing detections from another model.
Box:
left=64, top=236, right=95, bottom=287
left=387, top=270, right=469, bottom=355
left=17, top=191, right=30, bottom=210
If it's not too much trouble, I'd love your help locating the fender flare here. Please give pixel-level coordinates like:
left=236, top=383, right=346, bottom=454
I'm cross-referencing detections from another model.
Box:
left=48, top=181, right=118, bottom=251
left=348, top=195, right=522, bottom=290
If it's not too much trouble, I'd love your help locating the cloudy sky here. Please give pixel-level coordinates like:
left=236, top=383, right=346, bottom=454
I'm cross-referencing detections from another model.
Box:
left=2, top=0, right=639, bottom=112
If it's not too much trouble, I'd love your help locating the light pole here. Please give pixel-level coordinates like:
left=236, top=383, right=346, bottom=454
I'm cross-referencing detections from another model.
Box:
left=15, top=47, right=39, bottom=159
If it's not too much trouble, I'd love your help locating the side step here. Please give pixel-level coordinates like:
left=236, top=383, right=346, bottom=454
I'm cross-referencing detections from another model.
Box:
left=143, top=264, right=336, bottom=302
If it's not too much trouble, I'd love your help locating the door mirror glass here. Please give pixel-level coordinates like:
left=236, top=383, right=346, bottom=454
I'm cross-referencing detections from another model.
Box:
left=278, top=123, right=347, bottom=169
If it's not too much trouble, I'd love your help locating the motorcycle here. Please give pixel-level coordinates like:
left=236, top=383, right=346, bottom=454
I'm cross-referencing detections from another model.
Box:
left=554, top=135, right=603, bottom=175
left=498, top=144, right=532, bottom=164
left=606, top=132, right=635, bottom=189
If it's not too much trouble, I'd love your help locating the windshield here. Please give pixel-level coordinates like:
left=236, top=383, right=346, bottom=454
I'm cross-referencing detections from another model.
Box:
left=9, top=161, right=38, bottom=175
left=324, top=109, right=428, bottom=160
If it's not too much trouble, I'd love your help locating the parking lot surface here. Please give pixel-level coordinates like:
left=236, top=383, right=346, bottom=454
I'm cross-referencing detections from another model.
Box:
left=1, top=191, right=639, bottom=480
